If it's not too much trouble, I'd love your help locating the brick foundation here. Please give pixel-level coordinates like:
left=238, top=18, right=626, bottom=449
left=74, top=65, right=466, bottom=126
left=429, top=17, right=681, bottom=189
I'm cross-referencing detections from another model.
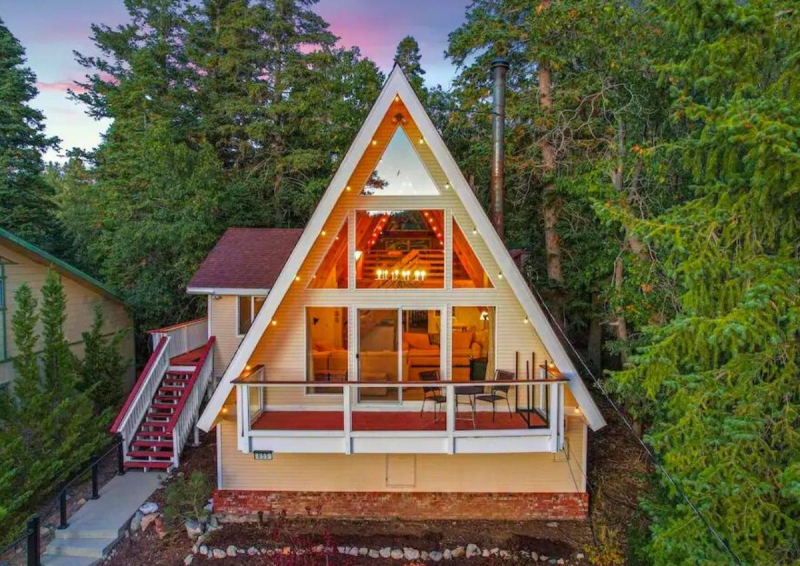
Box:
left=214, top=490, right=588, bottom=521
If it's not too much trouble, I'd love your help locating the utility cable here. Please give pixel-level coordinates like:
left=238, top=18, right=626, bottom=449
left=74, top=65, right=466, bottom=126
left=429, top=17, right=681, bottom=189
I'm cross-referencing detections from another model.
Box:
left=529, top=283, right=744, bottom=565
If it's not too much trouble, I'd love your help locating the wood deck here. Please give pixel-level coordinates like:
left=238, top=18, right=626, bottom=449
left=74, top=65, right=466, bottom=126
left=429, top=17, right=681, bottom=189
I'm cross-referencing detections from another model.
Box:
left=170, top=346, right=206, bottom=366
left=251, top=410, right=544, bottom=432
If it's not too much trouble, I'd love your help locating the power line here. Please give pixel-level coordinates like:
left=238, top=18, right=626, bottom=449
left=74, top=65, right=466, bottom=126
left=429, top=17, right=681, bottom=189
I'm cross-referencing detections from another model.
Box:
left=530, top=284, right=744, bottom=566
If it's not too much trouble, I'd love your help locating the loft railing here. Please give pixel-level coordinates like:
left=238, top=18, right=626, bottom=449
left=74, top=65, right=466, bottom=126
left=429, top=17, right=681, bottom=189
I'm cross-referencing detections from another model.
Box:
left=149, top=317, right=208, bottom=355
left=169, top=337, right=215, bottom=467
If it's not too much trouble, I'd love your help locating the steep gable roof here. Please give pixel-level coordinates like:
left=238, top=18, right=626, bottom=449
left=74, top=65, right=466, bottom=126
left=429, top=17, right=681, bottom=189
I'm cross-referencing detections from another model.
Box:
left=187, top=228, right=303, bottom=293
left=0, top=226, right=123, bottom=303
left=197, top=67, right=605, bottom=431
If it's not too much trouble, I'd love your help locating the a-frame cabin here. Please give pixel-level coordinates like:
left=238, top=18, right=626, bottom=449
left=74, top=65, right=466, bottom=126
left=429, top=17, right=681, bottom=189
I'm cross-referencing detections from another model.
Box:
left=186, top=67, right=605, bottom=521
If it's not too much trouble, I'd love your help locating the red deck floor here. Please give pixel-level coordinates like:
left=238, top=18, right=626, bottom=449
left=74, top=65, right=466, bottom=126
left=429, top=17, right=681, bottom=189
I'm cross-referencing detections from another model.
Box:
left=170, top=346, right=206, bottom=366
left=251, top=410, right=544, bottom=432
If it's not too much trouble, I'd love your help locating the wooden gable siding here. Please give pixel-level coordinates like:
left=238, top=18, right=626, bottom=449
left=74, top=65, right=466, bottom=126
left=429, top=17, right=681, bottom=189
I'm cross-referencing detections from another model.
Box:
left=0, top=242, right=134, bottom=384
left=209, top=296, right=243, bottom=378
left=218, top=415, right=586, bottom=493
left=234, top=101, right=578, bottom=409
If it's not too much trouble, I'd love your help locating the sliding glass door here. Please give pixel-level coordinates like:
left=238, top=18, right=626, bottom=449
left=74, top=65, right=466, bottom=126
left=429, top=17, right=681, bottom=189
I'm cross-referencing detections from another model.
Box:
left=356, top=308, right=442, bottom=404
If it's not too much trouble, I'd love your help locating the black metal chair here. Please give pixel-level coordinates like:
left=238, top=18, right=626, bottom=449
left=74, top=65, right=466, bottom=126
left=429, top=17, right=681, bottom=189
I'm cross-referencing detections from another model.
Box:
left=419, top=370, right=446, bottom=422
left=475, top=369, right=514, bottom=421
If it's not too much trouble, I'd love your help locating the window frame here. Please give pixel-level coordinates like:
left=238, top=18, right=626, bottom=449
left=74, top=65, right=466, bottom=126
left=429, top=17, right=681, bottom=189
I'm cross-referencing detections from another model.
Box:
left=236, top=295, right=266, bottom=337
left=305, top=305, right=350, bottom=396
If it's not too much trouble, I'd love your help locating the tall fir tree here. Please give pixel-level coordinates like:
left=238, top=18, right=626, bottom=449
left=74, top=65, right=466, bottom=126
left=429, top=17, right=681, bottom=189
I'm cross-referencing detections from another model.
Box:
left=0, top=18, right=61, bottom=250
left=613, top=1, right=800, bottom=563
left=393, top=35, right=426, bottom=96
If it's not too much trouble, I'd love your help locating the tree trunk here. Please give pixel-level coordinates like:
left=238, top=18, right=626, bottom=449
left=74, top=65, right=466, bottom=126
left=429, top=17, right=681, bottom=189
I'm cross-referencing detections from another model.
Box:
left=588, top=292, right=603, bottom=372
left=539, top=35, right=565, bottom=328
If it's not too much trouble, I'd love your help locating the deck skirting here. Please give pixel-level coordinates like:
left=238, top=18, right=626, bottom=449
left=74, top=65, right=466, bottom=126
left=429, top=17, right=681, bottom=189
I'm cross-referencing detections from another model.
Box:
left=213, top=489, right=588, bottom=521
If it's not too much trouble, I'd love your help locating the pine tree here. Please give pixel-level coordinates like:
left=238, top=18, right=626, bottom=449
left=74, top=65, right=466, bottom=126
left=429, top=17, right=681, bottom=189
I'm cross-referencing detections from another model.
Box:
left=79, top=307, right=130, bottom=418
left=613, top=1, right=800, bottom=563
left=0, top=18, right=61, bottom=250
left=393, top=35, right=426, bottom=96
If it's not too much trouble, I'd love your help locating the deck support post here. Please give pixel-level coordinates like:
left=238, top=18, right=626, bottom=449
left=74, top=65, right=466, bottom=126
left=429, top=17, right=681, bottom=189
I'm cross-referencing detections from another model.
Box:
left=343, top=385, right=352, bottom=454
left=27, top=515, right=40, bottom=566
left=90, top=455, right=100, bottom=500
left=446, top=384, right=455, bottom=454
left=57, top=490, right=68, bottom=530
left=116, top=435, right=126, bottom=476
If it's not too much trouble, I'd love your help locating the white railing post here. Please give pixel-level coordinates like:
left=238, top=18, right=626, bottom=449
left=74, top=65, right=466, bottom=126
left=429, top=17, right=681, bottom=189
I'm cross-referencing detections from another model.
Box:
left=446, top=384, right=455, bottom=454
left=343, top=385, right=352, bottom=455
left=548, top=382, right=562, bottom=452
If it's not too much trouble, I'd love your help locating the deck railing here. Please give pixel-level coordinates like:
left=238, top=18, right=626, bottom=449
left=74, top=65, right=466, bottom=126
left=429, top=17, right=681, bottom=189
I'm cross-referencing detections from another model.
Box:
left=149, top=317, right=208, bottom=355
left=234, top=374, right=567, bottom=454
left=110, top=336, right=171, bottom=458
left=170, top=338, right=215, bottom=467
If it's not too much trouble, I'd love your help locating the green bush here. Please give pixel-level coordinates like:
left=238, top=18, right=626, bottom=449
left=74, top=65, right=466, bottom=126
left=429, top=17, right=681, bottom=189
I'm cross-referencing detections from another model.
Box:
left=164, top=472, right=214, bottom=525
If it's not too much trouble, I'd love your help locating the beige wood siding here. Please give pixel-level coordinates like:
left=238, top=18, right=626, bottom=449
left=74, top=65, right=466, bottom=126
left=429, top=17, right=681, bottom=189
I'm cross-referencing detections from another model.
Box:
left=219, top=416, right=587, bottom=493
left=209, top=296, right=243, bottom=378
left=0, top=242, right=134, bottom=385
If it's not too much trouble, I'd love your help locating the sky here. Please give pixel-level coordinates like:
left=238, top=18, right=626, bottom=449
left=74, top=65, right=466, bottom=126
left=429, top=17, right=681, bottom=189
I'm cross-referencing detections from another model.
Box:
left=0, top=0, right=469, bottom=162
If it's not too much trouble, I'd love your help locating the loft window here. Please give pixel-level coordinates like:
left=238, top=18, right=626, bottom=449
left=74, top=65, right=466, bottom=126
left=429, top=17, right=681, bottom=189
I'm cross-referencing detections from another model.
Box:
left=360, top=127, right=440, bottom=196
left=237, top=296, right=265, bottom=336
left=309, top=218, right=349, bottom=289
left=355, top=210, right=444, bottom=289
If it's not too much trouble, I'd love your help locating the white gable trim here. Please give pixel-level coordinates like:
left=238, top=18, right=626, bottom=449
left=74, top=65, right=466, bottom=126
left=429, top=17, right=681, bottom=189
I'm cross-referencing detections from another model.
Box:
left=197, top=67, right=606, bottom=432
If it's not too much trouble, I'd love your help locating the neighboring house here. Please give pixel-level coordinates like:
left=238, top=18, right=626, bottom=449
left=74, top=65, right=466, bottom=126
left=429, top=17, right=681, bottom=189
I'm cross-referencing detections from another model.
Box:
left=0, top=227, right=135, bottom=388
left=115, top=67, right=606, bottom=521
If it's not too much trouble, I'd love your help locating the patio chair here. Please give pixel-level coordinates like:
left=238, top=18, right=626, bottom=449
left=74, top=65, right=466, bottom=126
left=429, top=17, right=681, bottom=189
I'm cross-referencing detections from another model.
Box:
left=475, top=369, right=514, bottom=421
left=419, top=370, right=446, bottom=422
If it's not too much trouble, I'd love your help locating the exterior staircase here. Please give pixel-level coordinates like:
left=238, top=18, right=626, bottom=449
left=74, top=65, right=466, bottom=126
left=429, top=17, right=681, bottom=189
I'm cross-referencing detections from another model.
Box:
left=111, top=318, right=215, bottom=471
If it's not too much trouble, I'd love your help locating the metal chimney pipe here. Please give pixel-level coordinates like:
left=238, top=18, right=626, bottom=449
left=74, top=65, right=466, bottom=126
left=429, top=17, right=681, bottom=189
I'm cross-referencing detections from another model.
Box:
left=490, top=58, right=509, bottom=240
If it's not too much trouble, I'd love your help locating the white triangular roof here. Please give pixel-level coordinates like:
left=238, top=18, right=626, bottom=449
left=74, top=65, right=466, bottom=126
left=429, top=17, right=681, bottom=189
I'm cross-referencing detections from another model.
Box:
left=197, top=67, right=605, bottom=431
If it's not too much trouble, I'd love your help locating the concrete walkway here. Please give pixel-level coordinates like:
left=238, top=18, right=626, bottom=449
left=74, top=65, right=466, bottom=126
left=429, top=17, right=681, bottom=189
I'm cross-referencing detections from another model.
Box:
left=42, top=471, right=164, bottom=566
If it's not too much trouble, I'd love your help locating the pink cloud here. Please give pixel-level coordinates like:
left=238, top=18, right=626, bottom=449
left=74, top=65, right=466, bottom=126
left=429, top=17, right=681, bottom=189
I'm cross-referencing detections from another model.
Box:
left=36, top=80, right=87, bottom=95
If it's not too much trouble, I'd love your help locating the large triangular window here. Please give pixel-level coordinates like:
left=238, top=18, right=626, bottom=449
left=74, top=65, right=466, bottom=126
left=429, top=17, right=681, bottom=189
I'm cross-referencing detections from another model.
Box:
left=309, top=218, right=349, bottom=289
left=452, top=219, right=493, bottom=288
left=360, top=127, right=440, bottom=196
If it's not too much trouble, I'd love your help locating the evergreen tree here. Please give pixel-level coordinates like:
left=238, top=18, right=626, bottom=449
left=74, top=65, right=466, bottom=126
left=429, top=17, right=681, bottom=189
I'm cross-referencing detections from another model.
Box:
left=0, top=18, right=61, bottom=250
left=614, top=1, right=800, bottom=563
left=79, top=307, right=130, bottom=419
left=393, top=35, right=426, bottom=95
left=0, top=276, right=107, bottom=542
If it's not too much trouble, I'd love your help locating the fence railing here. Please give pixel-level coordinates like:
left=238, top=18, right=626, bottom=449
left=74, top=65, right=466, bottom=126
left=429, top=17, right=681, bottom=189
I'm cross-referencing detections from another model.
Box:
left=149, top=318, right=208, bottom=355
left=0, top=437, right=125, bottom=566
left=0, top=515, right=40, bottom=566
left=170, top=337, right=215, bottom=467
left=110, top=336, right=171, bottom=459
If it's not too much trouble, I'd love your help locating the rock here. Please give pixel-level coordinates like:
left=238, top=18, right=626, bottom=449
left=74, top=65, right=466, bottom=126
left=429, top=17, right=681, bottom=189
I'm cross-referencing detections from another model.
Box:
left=404, top=547, right=420, bottom=560
left=369, top=549, right=380, bottom=558
left=247, top=547, right=259, bottom=556
left=576, top=553, right=585, bottom=560
left=203, top=503, right=213, bottom=514
left=530, top=552, right=538, bottom=561
left=421, top=550, right=429, bottom=560
left=540, top=555, right=548, bottom=562
left=452, top=546, right=465, bottom=558
left=208, top=515, right=220, bottom=530
left=379, top=547, right=392, bottom=558
left=198, top=545, right=208, bottom=556
left=153, top=517, right=166, bottom=539
left=226, top=545, right=237, bottom=557
left=139, top=502, right=159, bottom=515
left=359, top=547, right=369, bottom=556
left=212, top=548, right=226, bottom=559
left=444, top=548, right=452, bottom=560
left=185, top=519, right=204, bottom=540
left=312, top=545, right=324, bottom=554
left=184, top=555, right=194, bottom=565
left=337, top=546, right=347, bottom=554
left=500, top=550, right=510, bottom=559
left=237, top=548, right=245, bottom=554
left=466, top=544, right=480, bottom=558
left=390, top=548, right=404, bottom=560
left=76, top=498, right=87, bottom=507
left=130, top=511, right=144, bottom=533
left=348, top=547, right=359, bottom=556
left=140, top=513, right=158, bottom=533
left=482, top=548, right=491, bottom=557
left=557, top=560, right=565, bottom=565
left=547, top=522, right=559, bottom=528
left=491, top=548, right=500, bottom=555
left=429, top=550, right=443, bottom=562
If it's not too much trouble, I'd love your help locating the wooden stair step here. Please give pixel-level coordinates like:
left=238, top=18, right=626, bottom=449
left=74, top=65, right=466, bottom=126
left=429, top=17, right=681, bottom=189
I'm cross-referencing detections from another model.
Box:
left=128, top=450, right=173, bottom=459
left=155, top=395, right=180, bottom=401
left=167, top=370, right=194, bottom=375
left=151, top=403, right=178, bottom=410
left=124, top=460, right=171, bottom=469
left=159, top=386, right=187, bottom=392
left=141, top=420, right=171, bottom=429
left=132, top=440, right=173, bottom=449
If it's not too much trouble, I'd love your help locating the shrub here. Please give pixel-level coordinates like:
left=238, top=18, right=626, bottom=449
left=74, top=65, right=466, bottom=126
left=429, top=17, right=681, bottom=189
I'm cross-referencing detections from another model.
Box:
left=164, top=472, right=214, bottom=525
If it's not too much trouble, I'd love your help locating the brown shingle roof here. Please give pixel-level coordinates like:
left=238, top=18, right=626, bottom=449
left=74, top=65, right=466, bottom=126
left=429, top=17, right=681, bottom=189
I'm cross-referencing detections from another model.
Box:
left=188, top=228, right=303, bottom=291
